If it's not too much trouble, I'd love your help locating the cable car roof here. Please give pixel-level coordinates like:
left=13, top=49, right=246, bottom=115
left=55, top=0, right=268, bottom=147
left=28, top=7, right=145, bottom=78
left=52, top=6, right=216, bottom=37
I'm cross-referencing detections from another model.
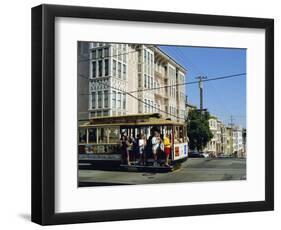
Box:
left=79, top=113, right=186, bottom=128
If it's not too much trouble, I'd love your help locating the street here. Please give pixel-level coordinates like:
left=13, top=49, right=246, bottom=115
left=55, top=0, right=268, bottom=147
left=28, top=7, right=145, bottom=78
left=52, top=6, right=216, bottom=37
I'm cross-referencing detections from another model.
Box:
left=78, top=158, right=246, bottom=186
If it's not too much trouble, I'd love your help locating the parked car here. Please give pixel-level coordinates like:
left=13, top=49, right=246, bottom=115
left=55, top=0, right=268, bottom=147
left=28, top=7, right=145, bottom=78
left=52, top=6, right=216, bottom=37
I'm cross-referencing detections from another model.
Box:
left=188, top=151, right=205, bottom=158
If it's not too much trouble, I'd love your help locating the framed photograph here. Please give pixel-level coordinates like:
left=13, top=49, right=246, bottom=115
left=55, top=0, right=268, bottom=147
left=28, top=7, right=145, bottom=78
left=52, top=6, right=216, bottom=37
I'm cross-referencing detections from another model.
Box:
left=31, top=4, right=274, bottom=225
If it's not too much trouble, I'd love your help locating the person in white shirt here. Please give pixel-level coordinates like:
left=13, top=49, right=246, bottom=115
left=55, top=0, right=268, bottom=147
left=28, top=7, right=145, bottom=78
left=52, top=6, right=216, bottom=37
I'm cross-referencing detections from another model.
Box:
left=138, top=133, right=146, bottom=165
left=151, top=131, right=161, bottom=166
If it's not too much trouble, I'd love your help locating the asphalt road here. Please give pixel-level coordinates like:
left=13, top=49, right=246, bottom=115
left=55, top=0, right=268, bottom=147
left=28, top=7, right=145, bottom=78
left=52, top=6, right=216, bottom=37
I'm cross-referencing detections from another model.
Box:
left=78, top=158, right=246, bottom=187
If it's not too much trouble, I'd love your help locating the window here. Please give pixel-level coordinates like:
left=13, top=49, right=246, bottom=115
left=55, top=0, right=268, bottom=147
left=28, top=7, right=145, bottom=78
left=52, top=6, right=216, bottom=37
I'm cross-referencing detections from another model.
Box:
left=98, top=49, right=102, bottom=58
left=118, top=49, right=122, bottom=61
left=104, top=47, right=109, bottom=57
left=113, top=60, right=116, bottom=77
left=118, top=62, right=121, bottom=78
left=98, top=60, right=103, bottom=77
left=104, top=90, right=108, bottom=108
left=88, top=128, right=97, bottom=143
left=117, top=92, right=121, bottom=108
left=144, top=50, right=147, bottom=62
left=138, top=73, right=142, bottom=88
left=144, top=74, right=147, bottom=88
left=123, top=64, right=126, bottom=80
left=113, top=46, right=117, bottom=56
left=148, top=76, right=150, bottom=89
left=98, top=91, right=102, bottom=108
left=104, top=59, right=109, bottom=76
left=92, top=50, right=96, bottom=59
left=91, top=92, right=96, bottom=109
left=138, top=49, right=142, bottom=60
left=112, top=91, right=116, bottom=108
left=151, top=54, right=154, bottom=73
left=92, top=61, right=96, bottom=78
left=150, top=77, right=153, bottom=89
left=123, top=93, right=126, bottom=110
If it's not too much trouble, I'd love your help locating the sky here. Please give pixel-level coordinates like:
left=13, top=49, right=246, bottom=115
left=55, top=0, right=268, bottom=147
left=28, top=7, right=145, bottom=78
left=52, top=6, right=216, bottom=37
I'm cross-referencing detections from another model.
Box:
left=159, top=45, right=246, bottom=128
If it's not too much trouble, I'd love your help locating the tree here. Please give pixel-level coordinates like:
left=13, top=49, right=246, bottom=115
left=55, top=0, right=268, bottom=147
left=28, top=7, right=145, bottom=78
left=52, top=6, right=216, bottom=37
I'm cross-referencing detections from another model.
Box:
left=186, top=109, right=213, bottom=151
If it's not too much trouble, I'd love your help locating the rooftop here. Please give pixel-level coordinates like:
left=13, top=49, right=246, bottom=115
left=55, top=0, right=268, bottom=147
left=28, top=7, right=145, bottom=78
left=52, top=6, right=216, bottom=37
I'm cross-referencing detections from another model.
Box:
left=151, top=46, right=187, bottom=73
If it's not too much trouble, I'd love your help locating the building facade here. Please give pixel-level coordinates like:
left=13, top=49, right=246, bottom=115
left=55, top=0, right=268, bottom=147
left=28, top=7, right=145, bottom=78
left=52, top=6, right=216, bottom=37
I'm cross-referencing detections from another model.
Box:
left=220, top=122, right=227, bottom=154
left=242, top=128, right=247, bottom=157
left=225, top=126, right=233, bottom=155
left=216, top=120, right=223, bottom=154
left=203, top=114, right=247, bottom=157
left=205, top=117, right=218, bottom=155
left=232, top=125, right=244, bottom=157
left=81, top=42, right=187, bottom=121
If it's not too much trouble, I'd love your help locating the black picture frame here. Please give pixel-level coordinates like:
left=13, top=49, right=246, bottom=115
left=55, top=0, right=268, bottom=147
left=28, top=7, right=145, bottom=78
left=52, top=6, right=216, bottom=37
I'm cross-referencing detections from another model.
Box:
left=31, top=4, right=274, bottom=225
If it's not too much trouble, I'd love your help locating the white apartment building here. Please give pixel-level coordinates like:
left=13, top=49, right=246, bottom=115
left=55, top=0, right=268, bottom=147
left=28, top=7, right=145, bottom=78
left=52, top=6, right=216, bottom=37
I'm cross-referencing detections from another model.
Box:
left=232, top=125, right=243, bottom=157
left=216, top=120, right=223, bottom=154
left=205, top=117, right=227, bottom=156
left=205, top=117, right=218, bottom=154
left=86, top=42, right=187, bottom=121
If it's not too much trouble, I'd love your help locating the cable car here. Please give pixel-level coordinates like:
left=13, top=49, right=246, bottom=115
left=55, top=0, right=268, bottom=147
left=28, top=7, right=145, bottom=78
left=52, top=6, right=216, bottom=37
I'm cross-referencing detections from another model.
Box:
left=78, top=113, right=189, bottom=170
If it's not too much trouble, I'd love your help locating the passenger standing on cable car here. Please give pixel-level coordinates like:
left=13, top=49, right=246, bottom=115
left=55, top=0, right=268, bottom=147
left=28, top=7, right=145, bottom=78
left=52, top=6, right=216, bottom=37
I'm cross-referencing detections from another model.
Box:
left=152, top=131, right=161, bottom=166
left=146, top=133, right=153, bottom=160
left=132, top=135, right=139, bottom=163
left=138, top=133, right=147, bottom=165
left=163, top=133, right=171, bottom=167
left=120, top=134, right=131, bottom=166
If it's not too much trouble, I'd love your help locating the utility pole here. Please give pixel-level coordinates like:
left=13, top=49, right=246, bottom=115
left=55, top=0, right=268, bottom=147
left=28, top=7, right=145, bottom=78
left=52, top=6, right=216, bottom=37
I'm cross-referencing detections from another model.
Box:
left=195, top=76, right=207, bottom=115
left=229, top=115, right=235, bottom=128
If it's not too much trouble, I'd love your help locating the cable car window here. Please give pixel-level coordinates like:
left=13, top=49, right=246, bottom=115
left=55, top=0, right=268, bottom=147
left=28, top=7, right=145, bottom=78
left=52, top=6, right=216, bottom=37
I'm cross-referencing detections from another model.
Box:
left=88, top=128, right=97, bottom=143
left=97, top=128, right=107, bottom=143
left=108, top=127, right=120, bottom=143
left=173, top=126, right=178, bottom=144
left=179, top=126, right=184, bottom=143
left=79, top=128, right=87, bottom=143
